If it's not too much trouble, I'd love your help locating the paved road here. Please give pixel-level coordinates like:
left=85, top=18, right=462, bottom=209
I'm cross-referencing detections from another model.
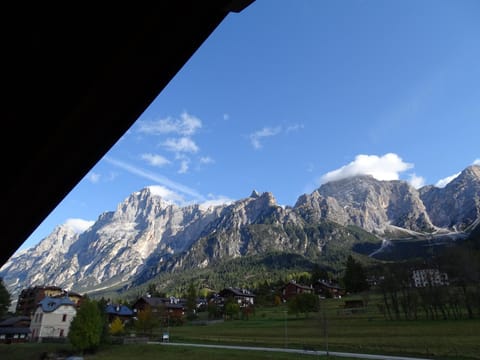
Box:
left=149, top=341, right=431, bottom=360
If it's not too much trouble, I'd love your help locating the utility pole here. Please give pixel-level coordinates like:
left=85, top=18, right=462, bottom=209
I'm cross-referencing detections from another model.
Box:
left=322, top=307, right=329, bottom=355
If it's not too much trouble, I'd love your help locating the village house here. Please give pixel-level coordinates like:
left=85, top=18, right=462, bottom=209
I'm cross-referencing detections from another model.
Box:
left=30, top=296, right=77, bottom=341
left=16, top=285, right=64, bottom=316
left=105, top=303, right=134, bottom=324
left=65, top=290, right=84, bottom=307
left=0, top=316, right=31, bottom=344
left=16, top=285, right=83, bottom=317
left=217, top=287, right=255, bottom=307
left=314, top=279, right=346, bottom=298
left=132, top=296, right=185, bottom=323
left=281, top=280, right=312, bottom=301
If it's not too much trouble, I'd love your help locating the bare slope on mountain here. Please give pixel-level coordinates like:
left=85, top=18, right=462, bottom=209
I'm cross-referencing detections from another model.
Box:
left=1, top=165, right=478, bottom=298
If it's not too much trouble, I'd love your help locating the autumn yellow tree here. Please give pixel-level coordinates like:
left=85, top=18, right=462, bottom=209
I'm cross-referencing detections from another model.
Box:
left=109, top=316, right=124, bottom=336
left=135, top=307, right=158, bottom=335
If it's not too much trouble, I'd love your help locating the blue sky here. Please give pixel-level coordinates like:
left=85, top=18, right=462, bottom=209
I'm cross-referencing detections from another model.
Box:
left=18, top=0, right=480, bottom=251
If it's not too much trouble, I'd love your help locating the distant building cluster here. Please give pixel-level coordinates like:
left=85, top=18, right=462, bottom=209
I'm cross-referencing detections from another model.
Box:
left=412, top=268, right=449, bottom=288
left=9, top=273, right=450, bottom=344
left=0, top=284, right=259, bottom=344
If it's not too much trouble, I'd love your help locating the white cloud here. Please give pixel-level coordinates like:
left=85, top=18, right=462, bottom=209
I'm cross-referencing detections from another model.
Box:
left=435, top=172, right=461, bottom=188
left=199, top=156, right=214, bottom=165
left=141, top=153, right=170, bottom=167
left=178, top=159, right=190, bottom=174
left=87, top=172, right=101, bottom=183
left=286, top=123, right=304, bottom=133
left=199, top=195, right=234, bottom=210
left=137, top=111, right=202, bottom=136
left=249, top=124, right=303, bottom=149
left=65, top=218, right=94, bottom=233
left=473, top=159, right=480, bottom=165
left=162, top=137, right=199, bottom=153
left=250, top=126, right=281, bottom=149
left=147, top=185, right=185, bottom=203
left=408, top=173, right=426, bottom=189
left=319, top=153, right=414, bottom=184
left=104, top=156, right=205, bottom=201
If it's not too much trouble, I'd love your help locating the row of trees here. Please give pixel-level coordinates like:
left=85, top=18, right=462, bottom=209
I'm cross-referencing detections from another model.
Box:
left=371, top=246, right=480, bottom=321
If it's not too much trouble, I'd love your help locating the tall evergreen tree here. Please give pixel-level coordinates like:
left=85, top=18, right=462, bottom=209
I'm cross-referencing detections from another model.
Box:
left=186, top=281, right=197, bottom=320
left=0, top=278, right=11, bottom=317
left=311, top=264, right=329, bottom=284
left=343, top=255, right=369, bottom=293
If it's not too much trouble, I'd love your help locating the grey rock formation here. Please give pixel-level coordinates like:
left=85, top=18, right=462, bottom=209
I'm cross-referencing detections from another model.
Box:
left=1, top=166, right=479, bottom=300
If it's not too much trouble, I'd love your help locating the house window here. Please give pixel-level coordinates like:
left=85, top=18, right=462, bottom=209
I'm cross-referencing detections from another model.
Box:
left=62, top=314, right=67, bottom=322
left=60, top=329, right=64, bottom=337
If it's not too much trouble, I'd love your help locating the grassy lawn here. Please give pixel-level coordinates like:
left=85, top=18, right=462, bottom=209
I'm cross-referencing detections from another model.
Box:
left=0, top=342, right=358, bottom=360
left=1, top=297, right=479, bottom=359
left=166, top=297, right=480, bottom=359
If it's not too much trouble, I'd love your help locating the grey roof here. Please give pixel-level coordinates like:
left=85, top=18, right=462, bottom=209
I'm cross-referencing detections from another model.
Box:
left=317, top=280, right=344, bottom=290
left=0, top=316, right=30, bottom=327
left=38, top=296, right=75, bottom=313
left=106, top=304, right=134, bottom=316
left=283, top=282, right=312, bottom=291
left=0, top=327, right=31, bottom=335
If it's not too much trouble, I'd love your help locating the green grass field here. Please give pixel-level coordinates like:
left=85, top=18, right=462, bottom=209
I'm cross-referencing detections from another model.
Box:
left=164, top=298, right=480, bottom=359
left=0, top=343, right=361, bottom=360
left=1, top=297, right=479, bottom=359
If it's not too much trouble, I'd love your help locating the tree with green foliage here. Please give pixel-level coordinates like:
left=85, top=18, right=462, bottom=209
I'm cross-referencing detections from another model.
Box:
left=343, top=255, right=369, bottom=293
left=0, top=278, right=11, bottom=317
left=287, top=292, right=320, bottom=318
left=310, top=264, right=330, bottom=284
left=224, top=298, right=240, bottom=320
left=185, top=281, right=197, bottom=320
left=68, top=298, right=104, bottom=354
left=147, top=283, right=165, bottom=297
left=207, top=301, right=221, bottom=319
left=96, top=297, right=110, bottom=344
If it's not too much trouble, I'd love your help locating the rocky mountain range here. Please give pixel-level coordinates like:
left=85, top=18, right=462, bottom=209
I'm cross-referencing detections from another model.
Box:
left=1, top=164, right=479, bottom=300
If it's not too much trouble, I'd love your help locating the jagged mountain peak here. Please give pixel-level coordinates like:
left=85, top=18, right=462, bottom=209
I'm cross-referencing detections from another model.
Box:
left=296, top=175, right=433, bottom=233
left=420, top=164, right=480, bottom=230
left=32, top=224, right=79, bottom=254
left=250, top=189, right=261, bottom=198
left=2, top=165, right=479, bottom=301
left=127, top=185, right=177, bottom=205
left=448, top=164, right=480, bottom=186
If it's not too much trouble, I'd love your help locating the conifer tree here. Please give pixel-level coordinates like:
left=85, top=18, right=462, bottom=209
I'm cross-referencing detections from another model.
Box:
left=0, top=278, right=11, bottom=317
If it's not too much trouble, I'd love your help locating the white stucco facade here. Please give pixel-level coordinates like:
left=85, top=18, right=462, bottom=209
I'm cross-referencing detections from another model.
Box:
left=30, top=297, right=77, bottom=341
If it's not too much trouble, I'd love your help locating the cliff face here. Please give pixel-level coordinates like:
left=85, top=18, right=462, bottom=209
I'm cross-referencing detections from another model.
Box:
left=420, top=165, right=480, bottom=230
left=296, top=175, right=434, bottom=234
left=1, top=165, right=479, bottom=298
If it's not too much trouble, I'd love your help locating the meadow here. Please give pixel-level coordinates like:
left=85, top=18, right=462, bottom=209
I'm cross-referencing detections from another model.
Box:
left=167, top=297, right=480, bottom=359
left=1, top=297, right=479, bottom=360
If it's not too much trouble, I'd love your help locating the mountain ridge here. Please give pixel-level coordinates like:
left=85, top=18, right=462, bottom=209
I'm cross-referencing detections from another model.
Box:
left=1, top=164, right=479, bottom=299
